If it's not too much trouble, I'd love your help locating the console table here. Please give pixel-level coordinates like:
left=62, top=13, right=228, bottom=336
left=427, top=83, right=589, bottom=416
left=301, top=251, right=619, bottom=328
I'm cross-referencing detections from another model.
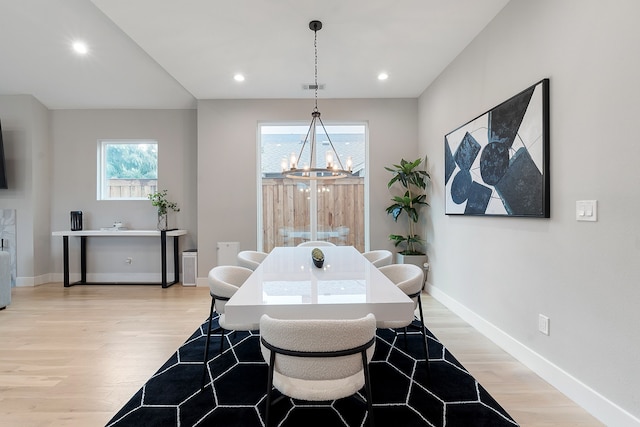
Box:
left=51, top=229, right=187, bottom=288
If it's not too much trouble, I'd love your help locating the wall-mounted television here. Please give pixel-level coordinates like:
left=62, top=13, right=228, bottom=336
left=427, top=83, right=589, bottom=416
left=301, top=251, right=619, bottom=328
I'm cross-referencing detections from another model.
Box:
left=0, top=118, right=7, bottom=189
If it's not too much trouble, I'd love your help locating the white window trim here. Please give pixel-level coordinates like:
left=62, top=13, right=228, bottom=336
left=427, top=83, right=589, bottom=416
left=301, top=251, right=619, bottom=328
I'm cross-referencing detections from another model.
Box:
left=97, top=139, right=158, bottom=201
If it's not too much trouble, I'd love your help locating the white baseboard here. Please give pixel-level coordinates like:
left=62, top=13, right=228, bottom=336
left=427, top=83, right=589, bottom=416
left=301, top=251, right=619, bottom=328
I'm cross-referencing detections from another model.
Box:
left=48, top=272, right=172, bottom=284
left=16, top=273, right=52, bottom=287
left=425, top=283, right=640, bottom=427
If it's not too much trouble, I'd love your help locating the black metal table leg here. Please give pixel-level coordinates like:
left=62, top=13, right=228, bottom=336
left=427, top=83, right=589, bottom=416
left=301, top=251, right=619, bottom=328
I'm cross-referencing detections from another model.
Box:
left=161, top=230, right=167, bottom=288
left=80, top=236, right=87, bottom=283
left=63, top=236, right=70, bottom=287
left=173, top=235, right=179, bottom=285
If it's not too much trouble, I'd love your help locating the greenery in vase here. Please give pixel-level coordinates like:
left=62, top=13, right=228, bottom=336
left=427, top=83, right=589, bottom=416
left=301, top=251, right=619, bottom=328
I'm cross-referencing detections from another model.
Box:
left=148, top=189, right=180, bottom=216
left=385, top=157, right=430, bottom=255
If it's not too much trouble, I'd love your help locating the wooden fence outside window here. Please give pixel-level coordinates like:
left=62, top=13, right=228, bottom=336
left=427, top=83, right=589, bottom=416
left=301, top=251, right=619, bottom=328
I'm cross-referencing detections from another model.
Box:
left=262, top=177, right=365, bottom=252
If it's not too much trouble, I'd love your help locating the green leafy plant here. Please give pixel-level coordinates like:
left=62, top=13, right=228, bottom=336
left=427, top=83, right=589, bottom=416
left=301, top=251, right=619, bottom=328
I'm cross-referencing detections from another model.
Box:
left=385, top=157, right=430, bottom=255
left=148, top=189, right=180, bottom=216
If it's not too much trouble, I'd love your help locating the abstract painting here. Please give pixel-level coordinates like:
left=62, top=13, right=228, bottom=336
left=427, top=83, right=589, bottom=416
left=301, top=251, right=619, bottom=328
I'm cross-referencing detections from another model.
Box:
left=445, top=79, right=550, bottom=217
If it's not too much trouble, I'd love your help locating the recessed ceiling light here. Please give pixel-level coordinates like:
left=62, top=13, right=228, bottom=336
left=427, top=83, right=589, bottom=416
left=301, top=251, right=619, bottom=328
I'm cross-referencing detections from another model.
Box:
left=234, top=74, right=245, bottom=82
left=72, top=41, right=88, bottom=55
left=378, top=72, right=389, bottom=81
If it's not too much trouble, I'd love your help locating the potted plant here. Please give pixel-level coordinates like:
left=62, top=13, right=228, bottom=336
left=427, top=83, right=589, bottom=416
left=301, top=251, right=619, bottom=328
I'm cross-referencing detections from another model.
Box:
left=385, top=157, right=430, bottom=266
left=148, top=189, right=180, bottom=230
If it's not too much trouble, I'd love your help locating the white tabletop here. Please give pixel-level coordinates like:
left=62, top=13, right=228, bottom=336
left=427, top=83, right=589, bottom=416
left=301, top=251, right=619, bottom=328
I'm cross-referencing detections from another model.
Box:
left=225, top=246, right=414, bottom=324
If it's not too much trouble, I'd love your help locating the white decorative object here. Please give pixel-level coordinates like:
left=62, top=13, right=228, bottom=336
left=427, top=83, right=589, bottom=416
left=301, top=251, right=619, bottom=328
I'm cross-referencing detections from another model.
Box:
left=0, top=251, right=10, bottom=308
left=0, top=209, right=16, bottom=287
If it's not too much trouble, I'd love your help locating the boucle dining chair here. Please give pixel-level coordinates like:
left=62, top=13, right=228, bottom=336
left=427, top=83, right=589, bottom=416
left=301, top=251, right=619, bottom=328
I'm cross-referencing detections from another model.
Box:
left=296, top=240, right=336, bottom=247
left=202, top=265, right=257, bottom=387
left=362, top=249, right=393, bottom=267
left=377, top=263, right=430, bottom=378
left=237, top=250, right=268, bottom=271
left=260, top=313, right=376, bottom=427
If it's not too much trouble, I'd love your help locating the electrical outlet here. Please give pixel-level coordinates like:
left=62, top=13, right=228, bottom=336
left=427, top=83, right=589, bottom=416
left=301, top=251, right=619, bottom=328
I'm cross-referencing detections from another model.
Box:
left=538, top=314, right=550, bottom=335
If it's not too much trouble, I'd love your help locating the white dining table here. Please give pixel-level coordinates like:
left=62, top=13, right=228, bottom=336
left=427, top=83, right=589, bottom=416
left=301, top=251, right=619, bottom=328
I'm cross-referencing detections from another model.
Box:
left=224, top=246, right=414, bottom=325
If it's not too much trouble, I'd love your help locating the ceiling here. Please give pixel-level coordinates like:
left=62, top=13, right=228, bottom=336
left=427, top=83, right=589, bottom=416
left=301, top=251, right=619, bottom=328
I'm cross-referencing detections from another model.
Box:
left=0, top=0, right=510, bottom=110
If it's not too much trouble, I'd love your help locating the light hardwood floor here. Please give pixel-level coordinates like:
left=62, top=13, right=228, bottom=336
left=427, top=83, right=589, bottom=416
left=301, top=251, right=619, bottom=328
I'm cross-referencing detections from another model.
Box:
left=0, top=283, right=603, bottom=426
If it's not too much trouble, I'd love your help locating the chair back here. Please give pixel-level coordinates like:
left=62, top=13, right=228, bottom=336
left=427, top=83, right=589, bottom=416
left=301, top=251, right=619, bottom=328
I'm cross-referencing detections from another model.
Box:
left=362, top=250, right=393, bottom=267
left=260, top=314, right=376, bottom=383
left=297, top=241, right=336, bottom=247
left=208, top=265, right=253, bottom=314
left=237, top=250, right=267, bottom=270
left=378, top=264, right=424, bottom=307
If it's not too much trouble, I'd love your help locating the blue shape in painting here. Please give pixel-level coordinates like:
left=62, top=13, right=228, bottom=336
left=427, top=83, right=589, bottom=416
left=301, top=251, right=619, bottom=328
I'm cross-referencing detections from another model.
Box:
left=479, top=141, right=510, bottom=185
left=454, top=132, right=480, bottom=171
left=488, top=86, right=535, bottom=148
left=451, top=169, right=473, bottom=205
left=445, top=140, right=456, bottom=185
left=494, top=147, right=543, bottom=216
left=465, top=182, right=493, bottom=215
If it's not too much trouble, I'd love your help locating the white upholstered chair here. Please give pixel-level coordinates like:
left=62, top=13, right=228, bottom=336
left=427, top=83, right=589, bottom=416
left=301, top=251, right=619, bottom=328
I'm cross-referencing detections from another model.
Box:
left=296, top=240, right=336, bottom=247
left=362, top=250, right=393, bottom=268
left=237, top=250, right=268, bottom=271
left=202, top=266, right=257, bottom=386
left=260, top=313, right=377, bottom=426
left=377, top=263, right=430, bottom=377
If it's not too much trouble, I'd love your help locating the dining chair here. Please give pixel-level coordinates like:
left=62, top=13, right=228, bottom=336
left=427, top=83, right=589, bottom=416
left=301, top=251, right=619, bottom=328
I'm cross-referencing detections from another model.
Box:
left=202, top=265, right=257, bottom=387
left=297, top=240, right=336, bottom=247
left=376, top=263, right=430, bottom=379
left=362, top=249, right=393, bottom=267
left=237, top=250, right=268, bottom=271
left=259, top=313, right=376, bottom=427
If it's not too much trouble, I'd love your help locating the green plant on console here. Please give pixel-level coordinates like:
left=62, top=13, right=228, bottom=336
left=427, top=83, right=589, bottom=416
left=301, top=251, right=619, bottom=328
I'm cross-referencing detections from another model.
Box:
left=148, top=189, right=180, bottom=216
left=385, top=157, right=430, bottom=255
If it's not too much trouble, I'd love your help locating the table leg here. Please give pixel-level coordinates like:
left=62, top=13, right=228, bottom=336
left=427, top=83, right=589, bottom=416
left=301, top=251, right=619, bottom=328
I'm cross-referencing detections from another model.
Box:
left=161, top=230, right=167, bottom=288
left=80, top=236, right=87, bottom=283
left=173, top=236, right=179, bottom=285
left=63, top=236, right=70, bottom=287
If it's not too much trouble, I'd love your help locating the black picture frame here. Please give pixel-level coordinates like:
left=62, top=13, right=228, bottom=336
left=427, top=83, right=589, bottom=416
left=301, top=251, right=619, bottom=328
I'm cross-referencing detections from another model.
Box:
left=444, top=78, right=550, bottom=217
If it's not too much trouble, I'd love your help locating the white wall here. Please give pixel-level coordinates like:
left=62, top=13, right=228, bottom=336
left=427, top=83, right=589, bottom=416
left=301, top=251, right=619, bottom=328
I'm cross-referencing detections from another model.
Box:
left=196, top=98, right=419, bottom=279
left=419, top=0, right=640, bottom=424
left=49, top=109, right=197, bottom=281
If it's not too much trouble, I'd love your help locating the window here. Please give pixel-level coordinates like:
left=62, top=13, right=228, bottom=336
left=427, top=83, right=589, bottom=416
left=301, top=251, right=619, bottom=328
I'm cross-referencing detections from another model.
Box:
left=97, top=140, right=158, bottom=200
left=259, top=123, right=367, bottom=252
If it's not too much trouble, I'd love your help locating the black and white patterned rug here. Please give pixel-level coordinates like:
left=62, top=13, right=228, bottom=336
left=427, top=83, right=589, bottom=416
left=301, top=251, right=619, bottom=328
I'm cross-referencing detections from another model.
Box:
left=106, top=315, right=519, bottom=427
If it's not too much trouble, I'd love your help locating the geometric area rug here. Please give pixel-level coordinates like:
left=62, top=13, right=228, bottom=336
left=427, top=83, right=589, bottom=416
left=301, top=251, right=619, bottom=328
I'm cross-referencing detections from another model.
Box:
left=106, top=314, right=519, bottom=427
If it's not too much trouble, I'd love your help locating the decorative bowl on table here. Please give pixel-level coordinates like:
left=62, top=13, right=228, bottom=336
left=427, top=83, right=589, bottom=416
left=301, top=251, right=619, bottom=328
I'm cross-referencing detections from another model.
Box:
left=312, top=248, right=324, bottom=268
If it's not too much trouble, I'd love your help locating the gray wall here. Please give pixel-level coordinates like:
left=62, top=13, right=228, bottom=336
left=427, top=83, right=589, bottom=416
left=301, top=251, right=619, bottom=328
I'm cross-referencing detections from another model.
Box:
left=0, top=95, right=50, bottom=285
left=419, top=0, right=640, bottom=423
left=196, top=98, right=419, bottom=280
left=49, top=109, right=197, bottom=281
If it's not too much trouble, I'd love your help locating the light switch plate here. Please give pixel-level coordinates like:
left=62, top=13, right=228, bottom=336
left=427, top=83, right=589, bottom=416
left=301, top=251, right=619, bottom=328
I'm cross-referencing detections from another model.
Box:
left=576, top=200, right=597, bottom=221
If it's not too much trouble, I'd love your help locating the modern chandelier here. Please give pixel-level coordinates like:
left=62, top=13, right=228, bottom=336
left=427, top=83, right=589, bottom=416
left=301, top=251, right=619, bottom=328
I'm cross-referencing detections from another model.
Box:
left=283, top=20, right=353, bottom=180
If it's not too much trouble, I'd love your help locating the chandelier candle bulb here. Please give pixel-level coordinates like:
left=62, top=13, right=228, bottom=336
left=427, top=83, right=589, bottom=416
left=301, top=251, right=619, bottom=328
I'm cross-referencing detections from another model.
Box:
left=326, top=151, right=333, bottom=168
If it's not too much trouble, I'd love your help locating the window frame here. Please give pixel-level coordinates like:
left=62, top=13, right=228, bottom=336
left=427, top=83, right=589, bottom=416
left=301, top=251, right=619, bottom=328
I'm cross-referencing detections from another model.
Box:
left=96, top=139, right=158, bottom=201
left=257, top=121, right=369, bottom=252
